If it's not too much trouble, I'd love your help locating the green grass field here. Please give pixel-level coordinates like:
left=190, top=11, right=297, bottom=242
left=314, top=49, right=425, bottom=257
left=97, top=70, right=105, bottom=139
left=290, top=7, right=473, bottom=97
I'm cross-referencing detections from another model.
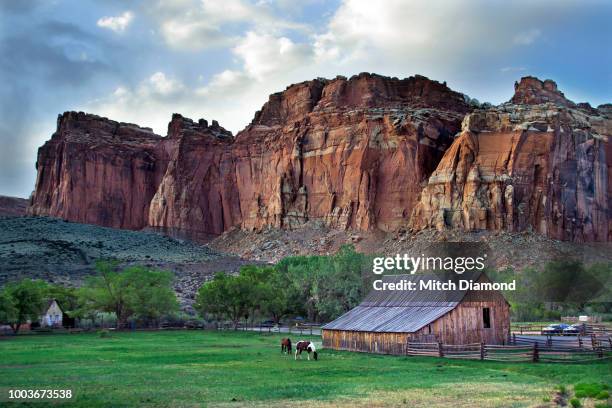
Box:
left=0, top=331, right=610, bottom=407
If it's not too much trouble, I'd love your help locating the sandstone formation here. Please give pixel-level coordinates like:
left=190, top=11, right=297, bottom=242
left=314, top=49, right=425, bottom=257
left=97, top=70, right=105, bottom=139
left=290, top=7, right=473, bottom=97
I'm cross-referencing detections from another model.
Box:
left=28, top=74, right=611, bottom=242
left=30, top=73, right=469, bottom=236
left=29, top=112, right=164, bottom=229
left=410, top=77, right=611, bottom=242
left=0, top=196, right=28, bottom=217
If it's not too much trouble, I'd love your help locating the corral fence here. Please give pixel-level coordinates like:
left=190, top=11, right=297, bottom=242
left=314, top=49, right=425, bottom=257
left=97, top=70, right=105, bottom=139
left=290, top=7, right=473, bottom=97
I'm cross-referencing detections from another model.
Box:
left=406, top=334, right=612, bottom=363
left=216, top=322, right=322, bottom=336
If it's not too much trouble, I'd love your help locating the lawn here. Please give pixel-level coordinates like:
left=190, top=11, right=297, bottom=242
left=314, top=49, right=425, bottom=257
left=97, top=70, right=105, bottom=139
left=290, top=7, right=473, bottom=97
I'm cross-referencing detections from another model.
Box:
left=0, top=331, right=610, bottom=407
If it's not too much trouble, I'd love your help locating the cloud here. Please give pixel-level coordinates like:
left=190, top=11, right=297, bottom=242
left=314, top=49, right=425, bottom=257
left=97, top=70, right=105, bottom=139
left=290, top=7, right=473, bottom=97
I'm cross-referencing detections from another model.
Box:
left=513, top=29, right=541, bottom=45
left=147, top=72, right=185, bottom=96
left=233, top=31, right=313, bottom=79
left=97, top=11, right=134, bottom=33
left=152, top=0, right=308, bottom=51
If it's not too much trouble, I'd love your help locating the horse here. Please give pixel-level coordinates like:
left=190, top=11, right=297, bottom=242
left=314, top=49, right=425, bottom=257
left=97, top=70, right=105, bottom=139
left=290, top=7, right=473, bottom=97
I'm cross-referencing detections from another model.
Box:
left=281, top=338, right=292, bottom=354
left=295, top=340, right=318, bottom=360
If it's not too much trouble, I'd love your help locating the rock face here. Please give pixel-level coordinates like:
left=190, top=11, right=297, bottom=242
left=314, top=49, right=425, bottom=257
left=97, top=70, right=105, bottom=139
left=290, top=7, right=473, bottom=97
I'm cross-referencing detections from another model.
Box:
left=410, top=77, right=612, bottom=242
left=29, top=112, right=165, bottom=229
left=0, top=196, right=28, bottom=217
left=30, top=73, right=469, bottom=236
left=28, top=74, right=611, bottom=242
left=230, top=74, right=469, bottom=232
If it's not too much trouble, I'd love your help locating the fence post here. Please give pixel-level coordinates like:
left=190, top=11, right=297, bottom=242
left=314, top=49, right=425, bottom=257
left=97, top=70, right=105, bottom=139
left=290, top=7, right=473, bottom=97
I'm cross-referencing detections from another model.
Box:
left=512, top=333, right=516, bottom=345
left=578, top=336, right=583, bottom=349
left=480, top=342, right=485, bottom=360
left=597, top=346, right=603, bottom=359
left=532, top=342, right=539, bottom=363
left=438, top=342, right=444, bottom=358
left=591, top=334, right=596, bottom=349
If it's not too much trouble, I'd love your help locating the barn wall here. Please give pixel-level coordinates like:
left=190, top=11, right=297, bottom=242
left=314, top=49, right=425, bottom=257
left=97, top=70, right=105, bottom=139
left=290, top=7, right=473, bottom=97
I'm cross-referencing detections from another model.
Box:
left=322, top=330, right=410, bottom=355
left=413, top=300, right=510, bottom=345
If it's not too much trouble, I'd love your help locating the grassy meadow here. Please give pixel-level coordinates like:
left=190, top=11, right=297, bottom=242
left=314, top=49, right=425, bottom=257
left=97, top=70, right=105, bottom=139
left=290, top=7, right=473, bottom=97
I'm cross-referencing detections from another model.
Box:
left=0, top=330, right=610, bottom=407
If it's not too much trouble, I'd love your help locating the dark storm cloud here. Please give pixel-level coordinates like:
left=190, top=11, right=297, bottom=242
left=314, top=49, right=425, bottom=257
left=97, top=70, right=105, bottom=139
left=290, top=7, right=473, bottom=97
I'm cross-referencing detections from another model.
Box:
left=0, top=11, right=118, bottom=197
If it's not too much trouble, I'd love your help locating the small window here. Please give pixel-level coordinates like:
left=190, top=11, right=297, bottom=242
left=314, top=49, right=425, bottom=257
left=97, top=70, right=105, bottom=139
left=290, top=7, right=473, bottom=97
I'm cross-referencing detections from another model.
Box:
left=483, top=307, right=491, bottom=329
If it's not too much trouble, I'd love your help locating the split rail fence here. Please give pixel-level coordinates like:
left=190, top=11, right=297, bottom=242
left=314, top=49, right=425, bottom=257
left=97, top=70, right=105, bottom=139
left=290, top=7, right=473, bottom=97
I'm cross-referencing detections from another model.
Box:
left=405, top=334, right=612, bottom=363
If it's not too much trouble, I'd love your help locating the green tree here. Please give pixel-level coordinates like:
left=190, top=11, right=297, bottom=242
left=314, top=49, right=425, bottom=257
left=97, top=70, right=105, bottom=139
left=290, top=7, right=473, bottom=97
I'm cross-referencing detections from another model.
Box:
left=45, top=284, right=80, bottom=315
left=0, top=289, right=18, bottom=328
left=195, top=272, right=252, bottom=329
left=2, top=279, right=48, bottom=333
left=79, top=261, right=178, bottom=328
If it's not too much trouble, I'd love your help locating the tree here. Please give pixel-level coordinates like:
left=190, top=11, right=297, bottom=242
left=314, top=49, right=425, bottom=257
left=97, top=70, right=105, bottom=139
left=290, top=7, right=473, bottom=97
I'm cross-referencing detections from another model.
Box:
left=2, top=279, right=48, bottom=333
left=45, top=284, right=80, bottom=314
left=79, top=261, right=178, bottom=328
left=0, top=290, right=18, bottom=328
left=195, top=272, right=252, bottom=329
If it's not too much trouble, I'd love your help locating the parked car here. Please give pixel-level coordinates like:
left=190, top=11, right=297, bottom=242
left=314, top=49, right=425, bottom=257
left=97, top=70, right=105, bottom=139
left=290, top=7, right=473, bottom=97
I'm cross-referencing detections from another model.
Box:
left=562, top=323, right=585, bottom=335
left=541, top=323, right=570, bottom=335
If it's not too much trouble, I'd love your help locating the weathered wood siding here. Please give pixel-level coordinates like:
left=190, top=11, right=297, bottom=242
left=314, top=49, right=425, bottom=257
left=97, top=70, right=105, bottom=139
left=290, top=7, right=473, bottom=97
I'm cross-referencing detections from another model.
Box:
left=322, top=330, right=411, bottom=355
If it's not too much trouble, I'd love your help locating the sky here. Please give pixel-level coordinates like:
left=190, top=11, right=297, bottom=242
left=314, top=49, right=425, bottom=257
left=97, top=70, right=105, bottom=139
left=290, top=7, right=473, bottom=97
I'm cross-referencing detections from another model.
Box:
left=0, top=0, right=611, bottom=198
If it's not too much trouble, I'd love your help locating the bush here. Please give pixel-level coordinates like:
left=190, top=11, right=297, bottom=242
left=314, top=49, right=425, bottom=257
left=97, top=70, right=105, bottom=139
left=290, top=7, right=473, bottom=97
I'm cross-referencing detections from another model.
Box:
left=558, top=385, right=567, bottom=395
left=596, top=391, right=610, bottom=400
left=570, top=397, right=582, bottom=408
left=595, top=404, right=612, bottom=408
left=98, top=329, right=111, bottom=338
left=575, top=383, right=607, bottom=399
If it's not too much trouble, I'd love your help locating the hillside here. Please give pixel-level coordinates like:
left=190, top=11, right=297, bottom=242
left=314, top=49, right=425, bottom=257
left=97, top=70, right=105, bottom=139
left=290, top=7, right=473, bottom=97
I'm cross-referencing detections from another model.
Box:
left=0, top=216, right=251, bottom=310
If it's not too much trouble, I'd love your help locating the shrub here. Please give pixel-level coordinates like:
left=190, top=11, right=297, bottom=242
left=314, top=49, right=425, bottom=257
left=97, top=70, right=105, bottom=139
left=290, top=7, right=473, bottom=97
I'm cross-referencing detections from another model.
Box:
left=575, top=383, right=607, bottom=399
left=596, top=391, right=610, bottom=400
left=594, top=403, right=612, bottom=408
left=570, top=397, right=582, bottom=408
left=558, top=385, right=567, bottom=395
left=98, top=329, right=110, bottom=338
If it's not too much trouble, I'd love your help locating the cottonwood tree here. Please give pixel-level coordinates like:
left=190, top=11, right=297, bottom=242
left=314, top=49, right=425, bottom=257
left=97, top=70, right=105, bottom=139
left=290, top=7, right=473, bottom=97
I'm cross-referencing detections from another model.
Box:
left=195, top=272, right=252, bottom=329
left=79, top=261, right=178, bottom=328
left=1, top=279, right=48, bottom=333
left=0, top=290, right=18, bottom=329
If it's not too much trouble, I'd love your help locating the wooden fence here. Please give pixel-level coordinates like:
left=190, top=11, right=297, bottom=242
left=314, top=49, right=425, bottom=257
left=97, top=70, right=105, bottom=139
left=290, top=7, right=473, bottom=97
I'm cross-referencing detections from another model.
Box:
left=405, top=336, right=612, bottom=363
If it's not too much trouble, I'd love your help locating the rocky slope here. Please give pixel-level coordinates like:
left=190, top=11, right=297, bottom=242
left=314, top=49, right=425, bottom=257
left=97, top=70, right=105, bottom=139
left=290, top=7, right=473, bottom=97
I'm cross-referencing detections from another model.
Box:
left=410, top=77, right=611, bottom=242
left=0, top=216, right=250, bottom=310
left=28, top=74, right=611, bottom=242
left=0, top=196, right=28, bottom=217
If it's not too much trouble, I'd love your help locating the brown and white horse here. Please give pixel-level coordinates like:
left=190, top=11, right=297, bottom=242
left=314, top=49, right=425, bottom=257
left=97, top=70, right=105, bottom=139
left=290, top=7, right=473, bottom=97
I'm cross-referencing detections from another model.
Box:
left=295, top=340, right=318, bottom=360
left=281, top=338, right=292, bottom=354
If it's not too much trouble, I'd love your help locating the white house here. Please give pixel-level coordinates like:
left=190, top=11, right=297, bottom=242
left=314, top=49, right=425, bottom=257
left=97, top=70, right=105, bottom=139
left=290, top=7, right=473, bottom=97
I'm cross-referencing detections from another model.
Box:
left=40, top=299, right=63, bottom=328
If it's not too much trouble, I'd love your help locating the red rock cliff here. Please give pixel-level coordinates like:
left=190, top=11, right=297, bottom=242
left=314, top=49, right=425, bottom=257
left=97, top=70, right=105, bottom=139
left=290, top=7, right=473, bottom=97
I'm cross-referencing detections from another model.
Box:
left=410, top=77, right=612, bottom=242
left=30, top=73, right=469, bottom=236
left=29, top=112, right=165, bottom=229
left=231, top=73, right=470, bottom=231
left=29, top=74, right=611, bottom=242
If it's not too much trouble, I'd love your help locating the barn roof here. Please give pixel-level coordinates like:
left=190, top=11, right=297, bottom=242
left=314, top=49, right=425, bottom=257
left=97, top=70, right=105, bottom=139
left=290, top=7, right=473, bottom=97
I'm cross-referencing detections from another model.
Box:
left=322, top=270, right=483, bottom=333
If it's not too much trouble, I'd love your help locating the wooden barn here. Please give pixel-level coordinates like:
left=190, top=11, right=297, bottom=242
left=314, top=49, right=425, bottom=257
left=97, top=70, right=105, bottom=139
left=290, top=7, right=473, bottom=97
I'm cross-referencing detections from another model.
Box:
left=322, top=271, right=510, bottom=355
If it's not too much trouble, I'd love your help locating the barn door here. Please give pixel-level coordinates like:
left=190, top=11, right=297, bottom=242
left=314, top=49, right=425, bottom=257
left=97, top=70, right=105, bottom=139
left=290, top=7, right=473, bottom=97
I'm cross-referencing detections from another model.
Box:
left=482, top=307, right=494, bottom=344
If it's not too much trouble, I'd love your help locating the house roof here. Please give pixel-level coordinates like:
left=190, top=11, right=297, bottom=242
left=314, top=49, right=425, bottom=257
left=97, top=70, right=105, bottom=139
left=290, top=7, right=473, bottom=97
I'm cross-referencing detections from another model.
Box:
left=43, top=298, right=62, bottom=314
left=322, top=270, right=483, bottom=333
